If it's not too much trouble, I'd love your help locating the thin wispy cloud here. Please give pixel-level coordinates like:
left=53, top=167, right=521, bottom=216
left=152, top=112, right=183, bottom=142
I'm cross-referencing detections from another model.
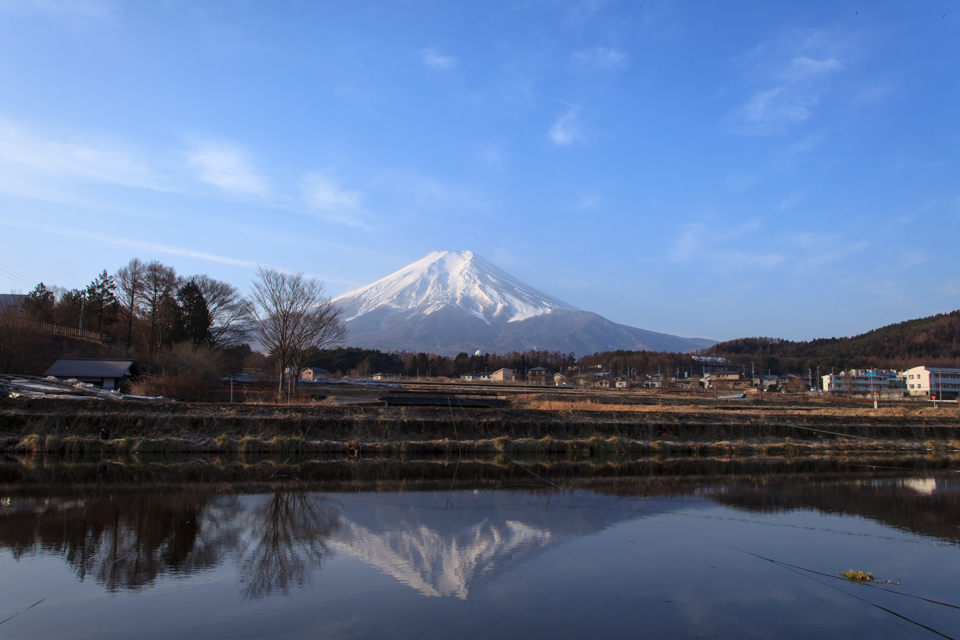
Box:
left=421, top=48, right=458, bottom=71
left=187, top=140, right=269, bottom=198
left=577, top=194, right=601, bottom=210
left=549, top=108, right=583, bottom=146
left=724, top=172, right=757, bottom=193
left=371, top=169, right=491, bottom=219
left=670, top=220, right=784, bottom=268
left=518, top=88, right=584, bottom=110
left=730, top=29, right=853, bottom=136
left=299, top=172, right=371, bottom=228
left=571, top=46, right=627, bottom=71
left=0, top=120, right=162, bottom=190
left=0, top=216, right=263, bottom=269
left=0, top=0, right=114, bottom=19
left=476, top=144, right=503, bottom=168
left=0, top=118, right=380, bottom=230
left=302, top=173, right=360, bottom=211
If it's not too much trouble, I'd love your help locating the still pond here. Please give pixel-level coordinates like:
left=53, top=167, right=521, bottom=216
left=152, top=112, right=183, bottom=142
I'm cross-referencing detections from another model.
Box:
left=1, top=454, right=959, bottom=639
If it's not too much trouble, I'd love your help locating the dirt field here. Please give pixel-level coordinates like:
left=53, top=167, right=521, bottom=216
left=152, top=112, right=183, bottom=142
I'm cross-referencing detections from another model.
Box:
left=2, top=385, right=958, bottom=456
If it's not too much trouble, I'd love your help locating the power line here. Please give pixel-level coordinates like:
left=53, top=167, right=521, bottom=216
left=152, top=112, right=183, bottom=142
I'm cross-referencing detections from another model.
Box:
left=0, top=262, right=36, bottom=289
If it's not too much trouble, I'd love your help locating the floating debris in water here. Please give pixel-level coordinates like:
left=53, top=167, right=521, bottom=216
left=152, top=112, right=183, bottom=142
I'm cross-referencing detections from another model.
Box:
left=841, top=570, right=874, bottom=583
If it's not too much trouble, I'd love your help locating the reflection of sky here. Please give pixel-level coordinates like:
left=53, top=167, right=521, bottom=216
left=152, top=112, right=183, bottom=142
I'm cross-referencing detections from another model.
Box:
left=1, top=485, right=960, bottom=639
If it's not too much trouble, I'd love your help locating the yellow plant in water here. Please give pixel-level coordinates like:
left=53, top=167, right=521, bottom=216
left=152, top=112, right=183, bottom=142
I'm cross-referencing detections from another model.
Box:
left=841, top=570, right=873, bottom=583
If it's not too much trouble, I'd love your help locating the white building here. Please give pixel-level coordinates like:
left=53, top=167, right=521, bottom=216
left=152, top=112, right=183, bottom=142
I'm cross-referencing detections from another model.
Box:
left=901, top=366, right=960, bottom=400
left=821, top=369, right=902, bottom=395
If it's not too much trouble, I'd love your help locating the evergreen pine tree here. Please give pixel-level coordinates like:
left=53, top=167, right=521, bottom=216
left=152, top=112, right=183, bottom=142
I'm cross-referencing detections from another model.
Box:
left=23, top=283, right=56, bottom=323
left=85, top=271, right=119, bottom=333
left=177, top=280, right=212, bottom=344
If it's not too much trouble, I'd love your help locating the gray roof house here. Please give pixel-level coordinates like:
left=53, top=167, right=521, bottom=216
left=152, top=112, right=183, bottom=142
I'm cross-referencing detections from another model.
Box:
left=45, top=358, right=137, bottom=390
left=0, top=294, right=26, bottom=312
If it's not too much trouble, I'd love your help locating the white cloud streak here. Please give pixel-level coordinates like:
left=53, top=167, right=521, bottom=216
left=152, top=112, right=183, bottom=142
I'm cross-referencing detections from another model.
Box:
left=670, top=220, right=785, bottom=268
left=187, top=140, right=270, bottom=197
left=549, top=109, right=582, bottom=146
left=0, top=216, right=263, bottom=269
left=731, top=30, right=851, bottom=136
left=421, top=48, right=458, bottom=71
left=0, top=120, right=163, bottom=190
left=571, top=46, right=627, bottom=71
left=0, top=0, right=114, bottom=19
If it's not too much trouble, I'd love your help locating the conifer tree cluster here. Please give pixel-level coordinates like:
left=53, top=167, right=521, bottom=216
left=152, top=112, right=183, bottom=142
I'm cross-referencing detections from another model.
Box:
left=13, top=258, right=253, bottom=374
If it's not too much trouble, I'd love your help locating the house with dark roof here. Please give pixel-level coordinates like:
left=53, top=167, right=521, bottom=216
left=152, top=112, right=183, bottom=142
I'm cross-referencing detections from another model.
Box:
left=0, top=294, right=25, bottom=312
left=527, top=367, right=556, bottom=385
left=45, top=358, right=137, bottom=390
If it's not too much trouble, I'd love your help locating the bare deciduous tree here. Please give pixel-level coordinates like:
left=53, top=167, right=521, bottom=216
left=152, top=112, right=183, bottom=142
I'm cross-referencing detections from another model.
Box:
left=250, top=267, right=347, bottom=395
left=116, top=258, right=146, bottom=345
left=143, top=261, right=180, bottom=358
left=192, top=274, right=253, bottom=347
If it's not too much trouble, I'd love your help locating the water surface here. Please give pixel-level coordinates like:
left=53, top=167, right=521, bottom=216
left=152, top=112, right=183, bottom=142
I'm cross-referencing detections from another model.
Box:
left=2, top=456, right=959, bottom=639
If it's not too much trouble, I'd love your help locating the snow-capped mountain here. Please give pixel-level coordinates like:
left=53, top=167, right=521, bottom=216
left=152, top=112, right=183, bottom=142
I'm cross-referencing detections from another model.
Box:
left=336, top=250, right=576, bottom=324
left=334, top=250, right=714, bottom=356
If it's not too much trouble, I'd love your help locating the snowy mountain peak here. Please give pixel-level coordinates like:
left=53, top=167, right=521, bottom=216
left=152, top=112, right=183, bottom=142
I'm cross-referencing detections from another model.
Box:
left=334, top=250, right=578, bottom=324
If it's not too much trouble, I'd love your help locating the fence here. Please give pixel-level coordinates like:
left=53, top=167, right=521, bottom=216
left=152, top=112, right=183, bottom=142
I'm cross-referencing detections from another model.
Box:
left=21, top=319, right=105, bottom=343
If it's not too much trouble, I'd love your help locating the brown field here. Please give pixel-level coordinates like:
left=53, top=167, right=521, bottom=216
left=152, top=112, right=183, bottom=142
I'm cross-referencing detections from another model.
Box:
left=2, top=385, right=958, bottom=456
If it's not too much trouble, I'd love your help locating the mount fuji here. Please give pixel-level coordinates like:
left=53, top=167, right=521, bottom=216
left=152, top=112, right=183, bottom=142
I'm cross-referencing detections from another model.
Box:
left=333, top=250, right=714, bottom=356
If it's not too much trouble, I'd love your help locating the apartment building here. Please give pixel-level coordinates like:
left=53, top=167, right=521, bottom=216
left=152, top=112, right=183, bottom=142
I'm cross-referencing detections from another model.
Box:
left=821, top=369, right=902, bottom=395
left=902, top=366, right=960, bottom=400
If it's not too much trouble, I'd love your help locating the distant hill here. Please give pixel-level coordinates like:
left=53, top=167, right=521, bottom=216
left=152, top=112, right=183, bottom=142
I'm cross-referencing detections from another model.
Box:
left=706, top=311, right=960, bottom=371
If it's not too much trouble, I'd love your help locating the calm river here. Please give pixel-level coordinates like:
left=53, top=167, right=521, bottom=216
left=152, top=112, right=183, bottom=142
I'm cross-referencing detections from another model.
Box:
left=1, top=454, right=959, bottom=639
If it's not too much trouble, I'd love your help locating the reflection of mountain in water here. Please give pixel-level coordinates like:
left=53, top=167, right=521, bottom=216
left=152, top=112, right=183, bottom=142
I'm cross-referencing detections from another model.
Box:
left=329, top=491, right=683, bottom=599
left=3, top=472, right=959, bottom=599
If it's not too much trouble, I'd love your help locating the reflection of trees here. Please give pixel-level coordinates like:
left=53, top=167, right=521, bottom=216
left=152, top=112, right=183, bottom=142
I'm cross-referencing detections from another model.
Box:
left=239, top=492, right=340, bottom=600
left=0, top=493, right=244, bottom=591
left=713, top=480, right=960, bottom=544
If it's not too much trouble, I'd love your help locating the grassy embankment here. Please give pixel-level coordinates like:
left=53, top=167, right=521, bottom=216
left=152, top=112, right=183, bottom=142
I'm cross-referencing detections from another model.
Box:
left=2, top=390, right=959, bottom=456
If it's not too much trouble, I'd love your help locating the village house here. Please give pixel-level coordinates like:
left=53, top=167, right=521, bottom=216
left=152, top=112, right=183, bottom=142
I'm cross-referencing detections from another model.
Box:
left=526, top=367, right=555, bottom=385
left=700, top=372, right=750, bottom=390
left=44, top=358, right=137, bottom=391
left=300, top=367, right=328, bottom=382
left=489, top=368, right=515, bottom=382
left=372, top=372, right=400, bottom=381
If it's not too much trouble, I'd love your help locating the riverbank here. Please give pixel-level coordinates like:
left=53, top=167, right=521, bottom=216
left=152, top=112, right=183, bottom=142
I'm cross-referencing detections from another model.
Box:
left=2, top=394, right=959, bottom=456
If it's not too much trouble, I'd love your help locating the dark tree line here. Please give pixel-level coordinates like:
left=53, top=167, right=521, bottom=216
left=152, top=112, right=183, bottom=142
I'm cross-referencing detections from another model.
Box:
left=705, top=310, right=960, bottom=373
left=9, top=258, right=254, bottom=378
left=303, top=348, right=577, bottom=379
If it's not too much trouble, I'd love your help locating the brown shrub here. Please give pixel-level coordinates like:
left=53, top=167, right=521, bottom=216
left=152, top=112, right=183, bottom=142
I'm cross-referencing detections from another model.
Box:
left=128, top=373, right=207, bottom=400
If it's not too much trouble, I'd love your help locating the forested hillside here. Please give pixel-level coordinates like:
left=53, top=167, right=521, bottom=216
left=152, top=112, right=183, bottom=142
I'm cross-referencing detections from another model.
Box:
left=705, top=310, right=960, bottom=372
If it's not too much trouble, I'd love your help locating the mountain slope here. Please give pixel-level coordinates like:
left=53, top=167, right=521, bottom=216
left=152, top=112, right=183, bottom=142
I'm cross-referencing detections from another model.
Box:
left=706, top=310, right=960, bottom=368
left=334, top=251, right=713, bottom=356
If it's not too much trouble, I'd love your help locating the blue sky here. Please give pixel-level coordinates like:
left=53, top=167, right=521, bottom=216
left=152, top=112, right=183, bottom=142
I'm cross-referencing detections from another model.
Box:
left=0, top=0, right=957, bottom=343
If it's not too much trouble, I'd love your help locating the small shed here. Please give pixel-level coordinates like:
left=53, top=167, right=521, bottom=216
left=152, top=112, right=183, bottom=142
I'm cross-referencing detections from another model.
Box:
left=45, top=358, right=137, bottom=390
left=300, top=367, right=328, bottom=382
